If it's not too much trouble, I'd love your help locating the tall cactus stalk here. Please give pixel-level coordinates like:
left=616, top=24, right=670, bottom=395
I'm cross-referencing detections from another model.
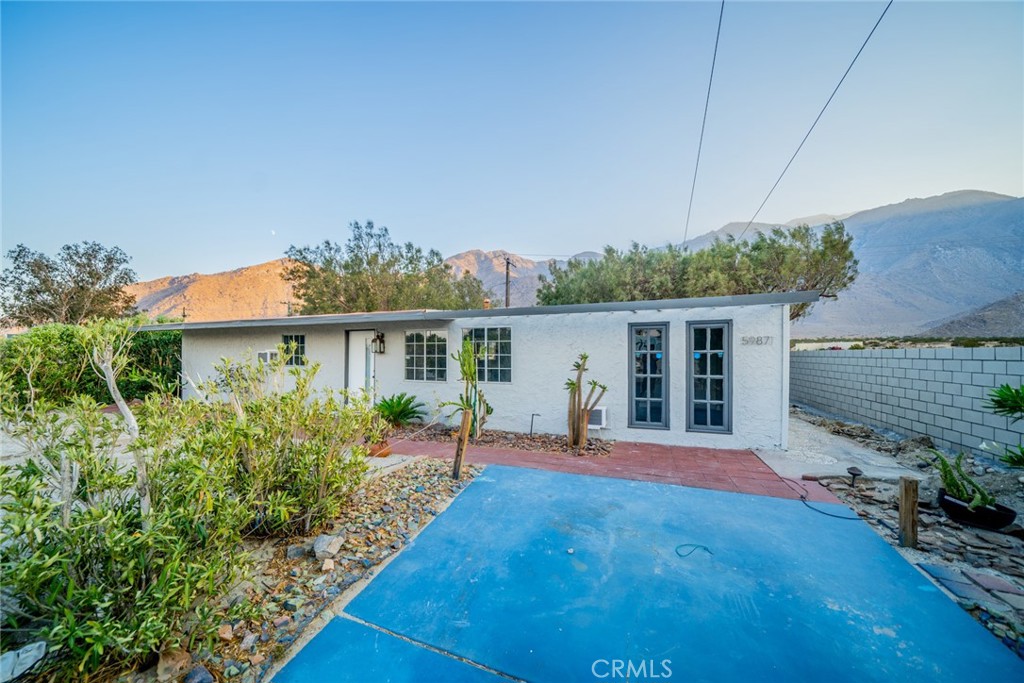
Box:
left=566, top=354, right=607, bottom=453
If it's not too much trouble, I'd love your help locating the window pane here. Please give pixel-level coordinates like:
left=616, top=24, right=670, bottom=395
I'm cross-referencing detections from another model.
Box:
left=405, top=368, right=415, bottom=380
left=634, top=378, right=647, bottom=399
left=694, top=402, right=708, bottom=426
left=425, top=369, right=436, bottom=381
left=693, top=377, right=707, bottom=400
left=498, top=369, right=511, bottom=383
left=649, top=401, right=663, bottom=423
left=650, top=353, right=663, bottom=375
left=438, top=369, right=448, bottom=381
left=635, top=353, right=646, bottom=374
left=694, top=328, right=707, bottom=350
left=498, top=341, right=511, bottom=355
left=634, top=333, right=648, bottom=352
left=649, top=333, right=662, bottom=351
left=710, top=352, right=723, bottom=376
left=650, top=376, right=663, bottom=400
left=498, top=327, right=511, bottom=341
left=710, top=328, right=724, bottom=351
left=711, top=379, right=724, bottom=401
left=694, top=353, right=707, bottom=375
left=635, top=400, right=648, bottom=422
left=487, top=368, right=499, bottom=382
left=710, top=403, right=725, bottom=427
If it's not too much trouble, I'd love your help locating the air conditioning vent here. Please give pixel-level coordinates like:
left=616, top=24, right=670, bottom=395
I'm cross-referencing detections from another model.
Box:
left=257, top=350, right=279, bottom=363
left=587, top=406, right=607, bottom=429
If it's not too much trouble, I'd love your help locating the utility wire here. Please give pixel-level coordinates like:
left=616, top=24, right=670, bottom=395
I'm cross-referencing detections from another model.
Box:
left=682, top=0, right=726, bottom=247
left=737, top=0, right=894, bottom=242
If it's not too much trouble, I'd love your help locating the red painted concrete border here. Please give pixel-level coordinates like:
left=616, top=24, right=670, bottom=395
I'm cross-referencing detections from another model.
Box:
left=391, top=439, right=840, bottom=504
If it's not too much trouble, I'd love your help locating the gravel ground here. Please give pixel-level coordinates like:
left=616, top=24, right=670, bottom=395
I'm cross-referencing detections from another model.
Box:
left=392, top=423, right=615, bottom=456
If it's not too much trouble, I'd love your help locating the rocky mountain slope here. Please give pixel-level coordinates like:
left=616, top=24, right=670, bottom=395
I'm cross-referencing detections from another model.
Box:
left=921, top=291, right=1024, bottom=338
left=126, top=191, right=1022, bottom=335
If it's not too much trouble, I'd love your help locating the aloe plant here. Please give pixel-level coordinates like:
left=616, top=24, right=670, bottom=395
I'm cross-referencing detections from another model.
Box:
left=919, top=450, right=996, bottom=510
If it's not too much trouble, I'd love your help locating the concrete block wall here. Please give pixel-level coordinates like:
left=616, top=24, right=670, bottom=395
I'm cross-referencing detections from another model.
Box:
left=791, top=347, right=1024, bottom=458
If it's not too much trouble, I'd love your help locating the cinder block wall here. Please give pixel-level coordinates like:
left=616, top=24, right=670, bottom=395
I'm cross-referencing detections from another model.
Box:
left=790, top=347, right=1024, bottom=457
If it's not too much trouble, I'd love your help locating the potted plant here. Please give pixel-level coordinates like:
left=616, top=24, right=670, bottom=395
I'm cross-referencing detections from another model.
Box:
left=920, top=449, right=1017, bottom=530
left=365, top=412, right=393, bottom=458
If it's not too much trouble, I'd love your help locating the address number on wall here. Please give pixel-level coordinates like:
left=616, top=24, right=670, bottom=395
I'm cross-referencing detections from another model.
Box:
left=741, top=336, right=773, bottom=346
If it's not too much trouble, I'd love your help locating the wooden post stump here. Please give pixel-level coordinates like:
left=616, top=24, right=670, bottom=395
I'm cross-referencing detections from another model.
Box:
left=898, top=476, right=919, bottom=548
left=452, top=410, right=472, bottom=480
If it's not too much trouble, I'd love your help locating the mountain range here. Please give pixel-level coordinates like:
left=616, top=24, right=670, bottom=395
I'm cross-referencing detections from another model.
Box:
left=126, top=190, right=1023, bottom=337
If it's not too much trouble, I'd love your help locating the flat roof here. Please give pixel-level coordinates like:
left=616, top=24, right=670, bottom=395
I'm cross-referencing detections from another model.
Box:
left=138, top=290, right=820, bottom=332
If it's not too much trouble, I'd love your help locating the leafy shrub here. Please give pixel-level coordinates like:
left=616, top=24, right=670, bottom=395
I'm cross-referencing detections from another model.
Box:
left=985, top=384, right=1024, bottom=467
left=202, top=351, right=375, bottom=535
left=375, top=392, right=427, bottom=428
left=0, top=322, right=181, bottom=406
left=848, top=343, right=865, bottom=350
left=0, top=391, right=247, bottom=679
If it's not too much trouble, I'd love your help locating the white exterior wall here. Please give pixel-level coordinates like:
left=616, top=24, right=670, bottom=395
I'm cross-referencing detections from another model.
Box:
left=181, top=303, right=791, bottom=449
left=181, top=325, right=349, bottom=398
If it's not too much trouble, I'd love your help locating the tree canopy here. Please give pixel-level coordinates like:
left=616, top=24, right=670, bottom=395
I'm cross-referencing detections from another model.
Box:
left=283, top=221, right=489, bottom=314
left=0, top=242, right=137, bottom=326
left=537, top=222, right=858, bottom=320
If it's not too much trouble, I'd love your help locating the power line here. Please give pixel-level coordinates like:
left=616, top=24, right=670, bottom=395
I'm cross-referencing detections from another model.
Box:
left=737, top=0, right=894, bottom=242
left=683, top=0, right=726, bottom=247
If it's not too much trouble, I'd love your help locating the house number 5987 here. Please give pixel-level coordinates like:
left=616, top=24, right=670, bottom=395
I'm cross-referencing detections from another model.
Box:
left=741, top=336, right=772, bottom=346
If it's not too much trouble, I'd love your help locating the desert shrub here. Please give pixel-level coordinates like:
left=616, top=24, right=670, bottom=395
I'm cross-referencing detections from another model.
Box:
left=201, top=352, right=375, bottom=535
left=0, top=386, right=247, bottom=679
left=375, top=392, right=427, bottom=427
left=848, top=343, right=865, bottom=350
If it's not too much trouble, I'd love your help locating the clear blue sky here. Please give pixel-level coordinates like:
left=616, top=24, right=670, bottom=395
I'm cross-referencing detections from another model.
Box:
left=2, top=0, right=1021, bottom=281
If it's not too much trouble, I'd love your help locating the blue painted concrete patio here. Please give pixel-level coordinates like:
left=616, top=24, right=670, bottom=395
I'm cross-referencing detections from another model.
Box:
left=275, top=465, right=1023, bottom=682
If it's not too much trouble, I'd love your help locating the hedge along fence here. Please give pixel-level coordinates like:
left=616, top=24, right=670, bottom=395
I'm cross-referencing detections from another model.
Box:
left=0, top=322, right=181, bottom=404
left=790, top=347, right=1024, bottom=458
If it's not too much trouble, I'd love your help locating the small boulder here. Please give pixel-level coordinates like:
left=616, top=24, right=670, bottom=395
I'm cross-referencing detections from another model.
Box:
left=0, top=641, right=46, bottom=681
left=313, top=534, right=344, bottom=560
left=184, top=666, right=215, bottom=683
left=286, top=544, right=308, bottom=560
left=157, top=647, right=192, bottom=682
left=217, top=623, right=234, bottom=642
left=322, top=558, right=335, bottom=572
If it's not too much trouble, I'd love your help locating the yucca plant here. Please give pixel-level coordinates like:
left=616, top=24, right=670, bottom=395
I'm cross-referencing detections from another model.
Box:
left=375, top=392, right=427, bottom=428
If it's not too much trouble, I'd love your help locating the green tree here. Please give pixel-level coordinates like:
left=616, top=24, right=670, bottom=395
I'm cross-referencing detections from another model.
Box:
left=0, top=242, right=137, bottom=326
left=283, top=221, right=489, bottom=313
left=537, top=222, right=857, bottom=320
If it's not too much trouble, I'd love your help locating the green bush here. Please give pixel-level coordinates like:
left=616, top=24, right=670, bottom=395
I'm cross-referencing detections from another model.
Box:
left=0, top=391, right=248, bottom=679
left=0, top=327, right=373, bottom=678
left=985, top=384, right=1024, bottom=467
left=0, top=322, right=181, bottom=405
left=375, top=392, right=427, bottom=428
left=202, top=351, right=375, bottom=536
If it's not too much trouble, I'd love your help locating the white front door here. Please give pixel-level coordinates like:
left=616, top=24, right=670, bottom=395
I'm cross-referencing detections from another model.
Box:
left=347, top=330, right=376, bottom=398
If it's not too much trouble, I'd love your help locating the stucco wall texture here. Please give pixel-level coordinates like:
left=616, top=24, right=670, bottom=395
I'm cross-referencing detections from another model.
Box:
left=791, top=347, right=1024, bottom=458
left=182, top=303, right=792, bottom=450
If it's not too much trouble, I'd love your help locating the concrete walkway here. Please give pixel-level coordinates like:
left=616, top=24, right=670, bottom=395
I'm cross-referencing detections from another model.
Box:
left=756, top=413, right=923, bottom=483
left=391, top=437, right=840, bottom=503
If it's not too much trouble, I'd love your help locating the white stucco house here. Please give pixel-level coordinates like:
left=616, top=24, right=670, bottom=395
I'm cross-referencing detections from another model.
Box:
left=145, top=291, right=818, bottom=450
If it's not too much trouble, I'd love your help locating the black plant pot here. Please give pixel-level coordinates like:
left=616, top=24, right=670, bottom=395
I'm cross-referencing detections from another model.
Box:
left=938, top=489, right=1017, bottom=531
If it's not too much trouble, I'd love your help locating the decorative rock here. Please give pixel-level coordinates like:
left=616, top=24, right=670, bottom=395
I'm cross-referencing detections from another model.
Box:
left=283, top=597, right=304, bottom=612
left=272, top=615, right=292, bottom=628
left=250, top=653, right=266, bottom=666
left=322, top=558, right=335, bottom=572
left=972, top=466, right=986, bottom=477
left=184, top=666, right=215, bottom=683
left=286, top=544, right=308, bottom=560
left=0, top=641, right=46, bottom=681
left=217, top=623, right=234, bottom=641
left=239, top=633, right=258, bottom=651
left=225, top=664, right=241, bottom=678
left=157, top=647, right=192, bottom=682
left=314, top=534, right=345, bottom=560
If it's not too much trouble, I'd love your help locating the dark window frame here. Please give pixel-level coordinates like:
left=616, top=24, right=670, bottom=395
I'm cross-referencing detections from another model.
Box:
left=404, top=330, right=448, bottom=382
left=282, top=334, right=306, bottom=367
left=462, top=327, right=512, bottom=383
left=628, top=322, right=670, bottom=430
left=686, top=320, right=732, bottom=434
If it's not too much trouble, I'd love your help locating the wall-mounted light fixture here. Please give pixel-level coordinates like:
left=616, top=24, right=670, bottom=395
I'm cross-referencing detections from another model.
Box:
left=371, top=331, right=386, bottom=354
